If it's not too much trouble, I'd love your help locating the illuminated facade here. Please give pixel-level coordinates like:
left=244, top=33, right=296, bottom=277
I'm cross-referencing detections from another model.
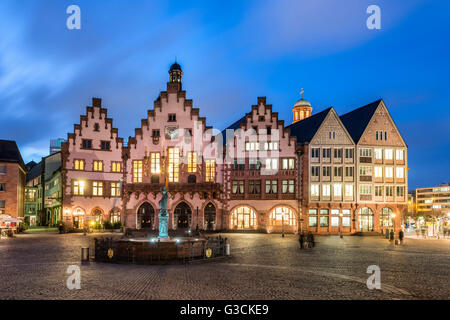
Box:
left=60, top=62, right=407, bottom=234
left=416, top=184, right=450, bottom=217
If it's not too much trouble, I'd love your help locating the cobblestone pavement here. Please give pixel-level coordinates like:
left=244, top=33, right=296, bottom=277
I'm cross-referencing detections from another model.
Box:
left=0, top=231, right=448, bottom=300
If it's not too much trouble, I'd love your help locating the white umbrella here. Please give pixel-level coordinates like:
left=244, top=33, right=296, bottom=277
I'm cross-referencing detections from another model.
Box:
left=0, top=215, right=22, bottom=223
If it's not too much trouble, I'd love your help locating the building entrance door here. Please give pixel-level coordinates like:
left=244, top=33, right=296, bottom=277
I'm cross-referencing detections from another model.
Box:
left=358, top=207, right=374, bottom=231
left=138, top=202, right=155, bottom=229
left=175, top=202, right=191, bottom=229
left=204, top=203, right=216, bottom=230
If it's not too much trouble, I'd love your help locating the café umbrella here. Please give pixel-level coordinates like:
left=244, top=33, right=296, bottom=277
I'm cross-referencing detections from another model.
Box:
left=0, top=215, right=22, bottom=223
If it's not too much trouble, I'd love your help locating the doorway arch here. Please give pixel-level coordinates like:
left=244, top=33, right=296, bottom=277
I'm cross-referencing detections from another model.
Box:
left=358, top=207, right=374, bottom=231
left=230, top=206, right=257, bottom=229
left=204, top=202, right=216, bottom=230
left=137, top=202, right=155, bottom=229
left=174, top=202, right=192, bottom=229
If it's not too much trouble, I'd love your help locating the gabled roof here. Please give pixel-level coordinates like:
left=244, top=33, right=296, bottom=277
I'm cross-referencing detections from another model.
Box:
left=0, top=140, right=26, bottom=170
left=26, top=161, right=42, bottom=182
left=220, top=114, right=248, bottom=145
left=26, top=161, right=37, bottom=171
left=286, top=107, right=332, bottom=144
left=339, top=99, right=382, bottom=144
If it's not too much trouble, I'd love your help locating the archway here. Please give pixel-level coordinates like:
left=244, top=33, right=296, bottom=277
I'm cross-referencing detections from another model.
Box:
left=230, top=206, right=257, bottom=229
left=174, top=202, right=191, bottom=229
left=380, top=207, right=393, bottom=228
left=138, top=202, right=155, bottom=229
left=204, top=202, right=216, bottom=230
left=91, top=208, right=103, bottom=223
left=269, top=206, right=297, bottom=226
left=359, top=207, right=374, bottom=231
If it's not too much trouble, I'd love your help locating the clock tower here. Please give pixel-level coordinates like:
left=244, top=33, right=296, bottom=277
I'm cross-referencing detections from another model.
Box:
left=168, top=61, right=183, bottom=91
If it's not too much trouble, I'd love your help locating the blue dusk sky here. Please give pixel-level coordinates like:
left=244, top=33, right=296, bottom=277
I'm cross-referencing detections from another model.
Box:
left=0, top=0, right=449, bottom=189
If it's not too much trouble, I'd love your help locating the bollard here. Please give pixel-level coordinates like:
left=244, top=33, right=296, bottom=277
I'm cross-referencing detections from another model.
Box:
left=81, top=247, right=89, bottom=261
left=225, top=243, right=230, bottom=256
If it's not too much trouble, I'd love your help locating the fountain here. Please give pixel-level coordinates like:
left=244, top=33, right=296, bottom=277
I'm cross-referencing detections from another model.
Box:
left=93, top=180, right=229, bottom=264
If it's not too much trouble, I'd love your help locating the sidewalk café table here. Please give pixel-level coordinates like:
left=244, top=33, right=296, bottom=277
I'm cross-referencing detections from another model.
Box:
left=0, top=215, right=22, bottom=237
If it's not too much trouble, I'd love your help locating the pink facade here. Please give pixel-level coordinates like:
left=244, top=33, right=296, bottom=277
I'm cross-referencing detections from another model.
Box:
left=61, top=99, right=124, bottom=229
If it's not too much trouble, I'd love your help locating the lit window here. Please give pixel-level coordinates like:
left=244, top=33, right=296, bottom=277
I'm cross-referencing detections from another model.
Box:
left=111, top=182, right=120, bottom=197
left=282, top=180, right=295, bottom=194
left=360, top=166, right=372, bottom=176
left=396, top=150, right=404, bottom=161
left=93, top=161, right=103, bottom=172
left=232, top=180, right=244, bottom=194
left=322, top=184, right=331, bottom=197
left=269, top=207, right=296, bottom=226
left=168, top=148, right=179, bottom=182
left=151, top=153, right=160, bottom=174
left=331, top=216, right=339, bottom=227
left=342, top=217, right=351, bottom=227
left=282, top=158, right=295, bottom=170
left=374, top=148, right=382, bottom=160
left=385, top=167, right=393, bottom=178
left=396, top=167, right=404, bottom=179
left=73, top=180, right=85, bottom=195
left=311, top=184, right=319, bottom=196
left=345, top=185, right=353, bottom=197
left=205, top=160, right=215, bottom=182
left=333, top=183, right=342, bottom=197
left=93, top=181, right=103, bottom=196
left=230, top=206, right=257, bottom=229
left=265, top=180, right=278, bottom=194
left=309, top=216, right=317, bottom=227
left=320, top=216, right=329, bottom=227
left=245, top=142, right=259, bottom=151
left=265, top=158, right=278, bottom=170
left=111, top=161, right=121, bottom=172
left=374, top=166, right=383, bottom=178
left=187, top=152, right=197, bottom=173
left=385, top=149, right=393, bottom=160
left=74, top=160, right=85, bottom=171
left=133, top=160, right=143, bottom=183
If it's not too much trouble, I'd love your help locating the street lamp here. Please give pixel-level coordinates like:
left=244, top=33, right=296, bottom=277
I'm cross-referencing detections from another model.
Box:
left=281, top=211, right=285, bottom=238
left=339, top=213, right=343, bottom=238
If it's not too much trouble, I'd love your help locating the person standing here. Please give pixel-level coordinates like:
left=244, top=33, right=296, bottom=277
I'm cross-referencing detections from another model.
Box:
left=58, top=223, right=64, bottom=234
left=389, top=229, right=395, bottom=242
left=307, top=232, right=315, bottom=248
left=299, top=233, right=305, bottom=250
left=399, top=229, right=404, bottom=244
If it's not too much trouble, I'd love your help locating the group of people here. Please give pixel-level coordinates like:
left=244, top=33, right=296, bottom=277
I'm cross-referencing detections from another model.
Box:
left=298, top=232, right=315, bottom=249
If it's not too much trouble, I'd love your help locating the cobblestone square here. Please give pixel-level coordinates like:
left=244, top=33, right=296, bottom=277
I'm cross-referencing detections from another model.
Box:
left=0, top=231, right=448, bottom=300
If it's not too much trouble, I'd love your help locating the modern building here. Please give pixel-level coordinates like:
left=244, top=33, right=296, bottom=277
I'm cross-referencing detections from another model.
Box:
left=50, top=138, right=67, bottom=155
left=0, top=140, right=27, bottom=219
left=59, top=62, right=408, bottom=234
left=416, top=184, right=450, bottom=217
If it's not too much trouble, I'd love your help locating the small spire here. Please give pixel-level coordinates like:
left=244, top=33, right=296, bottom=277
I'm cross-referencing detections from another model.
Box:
left=300, top=88, right=304, bottom=99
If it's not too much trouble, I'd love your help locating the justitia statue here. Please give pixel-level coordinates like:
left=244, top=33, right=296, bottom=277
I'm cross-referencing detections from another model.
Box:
left=158, top=186, right=170, bottom=238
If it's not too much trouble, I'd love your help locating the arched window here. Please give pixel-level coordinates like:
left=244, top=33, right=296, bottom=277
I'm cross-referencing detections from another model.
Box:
left=138, top=202, right=155, bottom=229
left=269, top=206, right=296, bottom=226
left=110, top=209, right=121, bottom=223
left=380, top=207, right=393, bottom=227
left=230, top=206, right=257, bottom=229
left=92, top=208, right=103, bottom=223
left=358, top=207, right=374, bottom=231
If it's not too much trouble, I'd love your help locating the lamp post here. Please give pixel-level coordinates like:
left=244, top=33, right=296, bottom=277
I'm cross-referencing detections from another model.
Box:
left=281, top=213, right=285, bottom=238
left=339, top=213, right=343, bottom=238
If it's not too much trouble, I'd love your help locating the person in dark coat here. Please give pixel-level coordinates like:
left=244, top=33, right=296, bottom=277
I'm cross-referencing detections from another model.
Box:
left=399, top=229, right=404, bottom=244
left=307, top=232, right=315, bottom=248
left=58, top=223, right=63, bottom=234
left=299, top=233, right=305, bottom=249
left=389, top=229, right=395, bottom=241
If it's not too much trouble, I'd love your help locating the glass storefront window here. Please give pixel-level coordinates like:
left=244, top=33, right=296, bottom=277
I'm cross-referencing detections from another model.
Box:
left=309, top=217, right=317, bottom=227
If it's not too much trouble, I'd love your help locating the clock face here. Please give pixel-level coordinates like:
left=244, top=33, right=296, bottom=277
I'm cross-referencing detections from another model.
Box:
left=165, top=126, right=178, bottom=139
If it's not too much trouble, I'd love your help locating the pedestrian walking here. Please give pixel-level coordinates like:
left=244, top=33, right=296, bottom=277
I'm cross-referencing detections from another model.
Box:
left=299, top=233, right=305, bottom=250
left=399, top=229, right=404, bottom=244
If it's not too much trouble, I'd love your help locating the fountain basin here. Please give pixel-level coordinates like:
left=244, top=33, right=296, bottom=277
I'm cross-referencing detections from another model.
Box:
left=94, top=236, right=227, bottom=264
